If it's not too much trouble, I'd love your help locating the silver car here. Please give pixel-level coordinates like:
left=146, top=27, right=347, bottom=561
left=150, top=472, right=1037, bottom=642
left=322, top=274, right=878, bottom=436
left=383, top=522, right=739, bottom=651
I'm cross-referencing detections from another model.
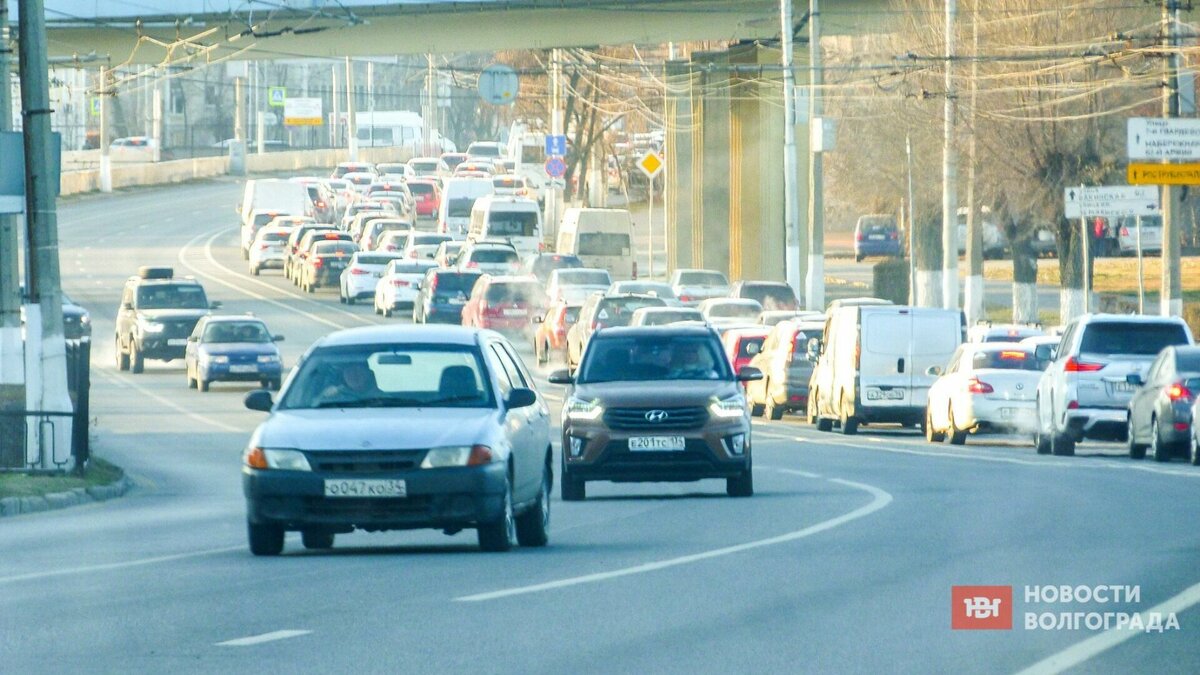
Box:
left=669, top=268, right=730, bottom=307
left=241, top=325, right=552, bottom=555
left=1126, top=345, right=1200, bottom=462
left=1033, top=314, right=1193, bottom=456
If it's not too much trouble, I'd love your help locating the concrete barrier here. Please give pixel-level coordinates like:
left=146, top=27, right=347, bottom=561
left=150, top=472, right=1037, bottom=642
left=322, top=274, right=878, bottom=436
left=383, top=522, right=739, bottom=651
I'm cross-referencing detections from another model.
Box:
left=59, top=146, right=414, bottom=197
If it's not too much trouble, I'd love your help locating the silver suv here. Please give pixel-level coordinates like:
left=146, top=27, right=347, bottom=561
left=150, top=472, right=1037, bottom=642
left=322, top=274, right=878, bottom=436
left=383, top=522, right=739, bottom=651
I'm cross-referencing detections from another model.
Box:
left=1033, top=314, right=1192, bottom=456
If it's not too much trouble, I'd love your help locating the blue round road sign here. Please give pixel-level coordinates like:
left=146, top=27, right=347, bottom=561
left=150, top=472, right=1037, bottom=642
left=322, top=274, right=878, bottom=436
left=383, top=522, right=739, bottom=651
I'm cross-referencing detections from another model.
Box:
left=545, top=156, right=567, bottom=178
left=478, top=64, right=519, bottom=106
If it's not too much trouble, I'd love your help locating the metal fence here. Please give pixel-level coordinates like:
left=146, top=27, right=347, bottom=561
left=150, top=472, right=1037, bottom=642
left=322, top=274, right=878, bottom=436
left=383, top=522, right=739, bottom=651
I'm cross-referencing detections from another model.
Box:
left=0, top=338, right=90, bottom=473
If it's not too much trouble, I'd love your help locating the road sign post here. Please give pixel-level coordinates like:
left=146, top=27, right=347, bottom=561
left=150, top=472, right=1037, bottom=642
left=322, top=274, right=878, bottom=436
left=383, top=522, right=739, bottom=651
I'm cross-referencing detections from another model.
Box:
left=637, top=151, right=664, bottom=279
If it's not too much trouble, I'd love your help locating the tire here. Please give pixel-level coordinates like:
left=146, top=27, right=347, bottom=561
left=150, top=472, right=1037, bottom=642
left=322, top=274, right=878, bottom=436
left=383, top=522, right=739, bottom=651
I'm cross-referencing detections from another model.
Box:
left=806, top=396, right=818, bottom=425
left=536, top=341, right=548, bottom=365
left=241, top=248, right=249, bottom=260
left=854, top=254, right=863, bottom=263
left=301, top=530, right=335, bottom=550
left=1151, top=418, right=1172, bottom=463
left=1051, top=431, right=1075, bottom=457
left=925, top=408, right=945, bottom=443
left=116, top=338, right=130, bottom=371
left=477, top=477, right=516, bottom=552
left=765, top=393, right=784, bottom=421
left=346, top=295, right=355, bottom=306
left=247, top=521, right=284, bottom=556
left=383, top=305, right=392, bottom=318
left=561, top=460, right=585, bottom=502
left=250, top=265, right=260, bottom=276
left=198, top=377, right=210, bottom=392
left=947, top=407, right=967, bottom=445
left=1128, top=416, right=1146, bottom=460
left=129, top=342, right=144, bottom=374
left=515, top=463, right=551, bottom=547
left=1034, top=426, right=1051, bottom=455
left=187, top=365, right=196, bottom=389
left=815, top=413, right=833, bottom=432
left=1191, top=437, right=1200, bottom=466
left=269, top=378, right=281, bottom=391
left=750, top=401, right=765, bottom=418
left=839, top=396, right=858, bottom=435
left=726, top=466, right=754, bottom=497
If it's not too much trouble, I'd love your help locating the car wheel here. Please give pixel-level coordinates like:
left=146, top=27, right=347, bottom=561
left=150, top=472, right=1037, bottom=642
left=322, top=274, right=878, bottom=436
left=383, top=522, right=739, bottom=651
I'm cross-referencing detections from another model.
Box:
left=766, top=395, right=784, bottom=421
left=250, top=265, right=260, bottom=276
left=1191, top=437, right=1200, bottom=466
left=382, top=305, right=392, bottom=318
left=750, top=400, right=765, bottom=417
left=854, top=254, right=863, bottom=263
left=806, top=395, right=818, bottom=425
left=561, top=456, right=585, bottom=501
left=839, top=396, right=858, bottom=435
left=187, top=365, right=196, bottom=389
left=1127, top=415, right=1146, bottom=460
left=346, top=295, right=355, bottom=306
left=130, top=342, right=144, bottom=374
left=115, top=338, right=130, bottom=371
left=301, top=530, right=335, bottom=550
left=947, top=406, right=967, bottom=445
left=1051, top=431, right=1075, bottom=456
left=241, top=248, right=248, bottom=260
left=1151, top=418, right=1172, bottom=463
left=198, top=378, right=209, bottom=393
left=515, top=462, right=551, bottom=547
left=726, top=465, right=754, bottom=497
left=247, top=521, right=284, bottom=556
left=925, top=408, right=945, bottom=443
left=477, top=477, right=516, bottom=552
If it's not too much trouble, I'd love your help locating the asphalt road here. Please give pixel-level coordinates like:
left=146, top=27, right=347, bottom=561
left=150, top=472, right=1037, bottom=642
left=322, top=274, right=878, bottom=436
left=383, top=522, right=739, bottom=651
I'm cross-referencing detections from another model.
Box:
left=3, top=180, right=1199, bottom=674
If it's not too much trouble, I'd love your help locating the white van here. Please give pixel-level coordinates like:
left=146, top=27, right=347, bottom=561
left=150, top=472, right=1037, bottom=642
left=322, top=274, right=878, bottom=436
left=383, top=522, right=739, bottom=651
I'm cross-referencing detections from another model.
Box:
left=238, top=179, right=310, bottom=228
left=467, top=195, right=544, bottom=258
left=557, top=208, right=635, bottom=280
left=808, top=305, right=962, bottom=433
left=438, top=177, right=494, bottom=236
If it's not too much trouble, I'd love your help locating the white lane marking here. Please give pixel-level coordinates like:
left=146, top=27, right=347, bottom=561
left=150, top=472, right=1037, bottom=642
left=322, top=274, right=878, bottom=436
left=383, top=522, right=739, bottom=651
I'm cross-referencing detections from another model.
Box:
left=755, top=430, right=804, bottom=442
left=0, top=545, right=245, bottom=586
left=454, top=472, right=892, bottom=602
left=773, top=467, right=822, bottom=479
left=95, top=370, right=244, bottom=433
left=1015, top=579, right=1200, bottom=674
left=216, top=630, right=312, bottom=647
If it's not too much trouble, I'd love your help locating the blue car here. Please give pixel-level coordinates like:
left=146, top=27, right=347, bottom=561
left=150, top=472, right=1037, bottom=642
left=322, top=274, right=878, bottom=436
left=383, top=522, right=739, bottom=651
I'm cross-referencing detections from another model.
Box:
left=853, top=214, right=902, bottom=262
left=185, top=316, right=285, bottom=392
left=412, top=269, right=483, bottom=324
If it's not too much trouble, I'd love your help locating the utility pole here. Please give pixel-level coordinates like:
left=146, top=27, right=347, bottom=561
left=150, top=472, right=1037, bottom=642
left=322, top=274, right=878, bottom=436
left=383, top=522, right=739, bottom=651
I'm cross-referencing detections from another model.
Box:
left=963, top=0, right=982, bottom=324
left=425, top=55, right=435, bottom=155
left=98, top=66, right=111, bottom=192
left=0, top=2, right=26, bottom=467
left=1161, top=0, right=1183, bottom=317
left=941, top=0, right=959, bottom=311
left=366, top=60, right=375, bottom=150
left=906, top=134, right=916, bottom=304
left=17, top=0, right=73, bottom=469
left=230, top=75, right=245, bottom=175
left=780, top=0, right=802, bottom=300
left=345, top=57, right=357, bottom=161
left=331, top=65, right=339, bottom=148
left=804, top=0, right=825, bottom=310
left=548, top=48, right=563, bottom=242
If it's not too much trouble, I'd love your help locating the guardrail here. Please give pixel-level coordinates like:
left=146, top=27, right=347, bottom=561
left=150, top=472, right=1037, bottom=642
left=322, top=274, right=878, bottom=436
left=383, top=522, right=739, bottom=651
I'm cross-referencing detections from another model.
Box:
left=0, top=410, right=76, bottom=472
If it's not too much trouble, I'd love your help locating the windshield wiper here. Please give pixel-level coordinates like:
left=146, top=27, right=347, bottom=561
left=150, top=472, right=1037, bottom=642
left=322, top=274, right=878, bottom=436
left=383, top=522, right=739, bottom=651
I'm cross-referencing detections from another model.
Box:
left=313, top=396, right=424, bottom=409
left=422, top=394, right=485, bottom=406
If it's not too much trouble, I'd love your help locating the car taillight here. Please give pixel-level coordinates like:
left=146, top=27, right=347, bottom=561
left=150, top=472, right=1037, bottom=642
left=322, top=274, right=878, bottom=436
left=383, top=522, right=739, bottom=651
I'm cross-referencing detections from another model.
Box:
left=467, top=261, right=479, bottom=268
left=1120, top=227, right=1129, bottom=237
left=386, top=245, right=396, bottom=251
left=1166, top=382, right=1194, bottom=402
left=317, top=200, right=326, bottom=208
left=889, top=231, right=899, bottom=240
left=428, top=277, right=439, bottom=293
left=1067, top=400, right=1080, bottom=410
left=349, top=267, right=368, bottom=275
left=392, top=279, right=410, bottom=287
left=856, top=232, right=865, bottom=242
left=312, top=259, right=323, bottom=268
left=409, top=250, right=419, bottom=258
left=1064, top=356, right=1104, bottom=372
left=967, top=377, right=994, bottom=394
left=538, top=241, right=545, bottom=252
left=679, top=294, right=691, bottom=303
left=258, top=243, right=269, bottom=249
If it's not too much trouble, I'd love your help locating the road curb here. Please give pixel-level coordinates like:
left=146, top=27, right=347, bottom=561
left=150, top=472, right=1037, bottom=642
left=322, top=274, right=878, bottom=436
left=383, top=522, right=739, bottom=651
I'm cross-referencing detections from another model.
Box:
left=0, top=474, right=134, bottom=519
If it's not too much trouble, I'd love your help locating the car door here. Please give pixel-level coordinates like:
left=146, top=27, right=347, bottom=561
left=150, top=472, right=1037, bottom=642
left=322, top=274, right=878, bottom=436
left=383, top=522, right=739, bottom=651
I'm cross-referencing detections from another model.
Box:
left=747, top=331, right=776, bottom=404
left=185, top=317, right=208, bottom=373
left=116, top=283, right=135, bottom=348
left=1131, top=352, right=1165, bottom=442
left=499, top=341, right=549, bottom=501
left=858, top=309, right=913, bottom=412
left=485, top=342, right=534, bottom=500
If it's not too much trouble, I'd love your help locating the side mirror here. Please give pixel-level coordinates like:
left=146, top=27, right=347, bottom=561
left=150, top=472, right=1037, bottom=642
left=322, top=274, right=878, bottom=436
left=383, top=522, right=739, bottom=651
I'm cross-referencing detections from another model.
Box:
left=187, top=335, right=198, bottom=342
left=547, top=368, right=574, bottom=385
left=210, top=301, right=223, bottom=310
left=121, top=302, right=133, bottom=311
left=1125, top=372, right=1144, bottom=386
left=737, top=366, right=764, bottom=382
left=506, top=387, right=538, bottom=409
left=244, top=389, right=274, bottom=412
left=532, top=315, right=544, bottom=324
left=272, top=335, right=285, bottom=342
left=926, top=365, right=943, bottom=377
left=1034, top=344, right=1056, bottom=362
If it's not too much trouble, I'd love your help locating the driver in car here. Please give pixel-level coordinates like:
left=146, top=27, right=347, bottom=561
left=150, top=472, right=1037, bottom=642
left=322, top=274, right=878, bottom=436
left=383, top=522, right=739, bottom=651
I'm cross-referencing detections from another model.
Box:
left=667, top=342, right=718, bottom=379
left=316, top=361, right=383, bottom=404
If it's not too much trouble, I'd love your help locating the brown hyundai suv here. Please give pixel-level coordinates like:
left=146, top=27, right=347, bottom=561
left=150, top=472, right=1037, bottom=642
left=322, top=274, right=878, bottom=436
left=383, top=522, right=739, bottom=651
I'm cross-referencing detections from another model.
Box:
left=549, top=325, right=761, bottom=500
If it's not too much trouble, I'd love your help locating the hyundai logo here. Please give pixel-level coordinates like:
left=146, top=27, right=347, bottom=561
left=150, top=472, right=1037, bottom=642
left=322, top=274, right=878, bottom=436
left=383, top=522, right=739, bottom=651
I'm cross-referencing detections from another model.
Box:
left=645, top=410, right=669, bottom=423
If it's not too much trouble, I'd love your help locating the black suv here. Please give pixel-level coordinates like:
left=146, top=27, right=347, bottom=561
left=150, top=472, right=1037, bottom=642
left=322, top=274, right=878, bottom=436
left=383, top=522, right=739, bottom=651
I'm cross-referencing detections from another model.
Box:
left=115, top=267, right=219, bottom=373
left=550, top=325, right=761, bottom=500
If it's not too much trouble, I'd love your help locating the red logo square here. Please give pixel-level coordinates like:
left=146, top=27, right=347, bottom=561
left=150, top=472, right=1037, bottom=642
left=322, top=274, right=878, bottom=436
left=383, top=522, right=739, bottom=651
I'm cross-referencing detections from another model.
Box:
left=951, top=585, right=1013, bottom=630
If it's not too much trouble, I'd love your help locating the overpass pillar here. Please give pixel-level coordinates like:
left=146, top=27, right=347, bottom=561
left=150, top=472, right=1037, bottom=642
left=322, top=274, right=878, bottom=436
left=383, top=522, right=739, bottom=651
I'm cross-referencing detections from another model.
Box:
left=664, top=60, right=695, bottom=273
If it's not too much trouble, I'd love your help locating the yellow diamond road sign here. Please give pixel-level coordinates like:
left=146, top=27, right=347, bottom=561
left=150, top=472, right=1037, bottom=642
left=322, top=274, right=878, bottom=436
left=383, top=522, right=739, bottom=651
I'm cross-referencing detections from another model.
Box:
left=638, top=151, right=663, bottom=178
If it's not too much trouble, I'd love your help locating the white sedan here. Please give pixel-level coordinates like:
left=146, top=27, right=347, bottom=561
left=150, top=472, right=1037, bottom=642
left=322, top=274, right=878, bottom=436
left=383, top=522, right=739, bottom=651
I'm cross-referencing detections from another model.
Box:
left=374, top=259, right=438, bottom=317
left=924, top=342, right=1044, bottom=445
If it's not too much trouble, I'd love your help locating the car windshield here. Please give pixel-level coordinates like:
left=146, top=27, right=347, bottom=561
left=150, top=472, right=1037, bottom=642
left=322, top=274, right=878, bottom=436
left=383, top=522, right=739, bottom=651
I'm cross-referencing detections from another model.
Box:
left=678, top=271, right=728, bottom=286
left=708, top=302, right=760, bottom=319
left=487, top=211, right=539, bottom=237
left=579, top=335, right=732, bottom=383
left=472, top=249, right=518, bottom=263
left=485, top=282, right=544, bottom=305
left=578, top=232, right=631, bottom=256
left=557, top=270, right=611, bottom=286
left=203, top=321, right=270, bottom=344
left=279, top=344, right=494, bottom=410
left=136, top=284, right=208, bottom=309
left=596, top=297, right=667, bottom=327
left=1079, top=322, right=1190, bottom=356
left=972, top=348, right=1041, bottom=371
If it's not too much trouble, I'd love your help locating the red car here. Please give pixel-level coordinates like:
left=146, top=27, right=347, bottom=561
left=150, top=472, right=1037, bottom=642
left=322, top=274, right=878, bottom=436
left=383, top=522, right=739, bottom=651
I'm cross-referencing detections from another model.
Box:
left=407, top=179, right=441, bottom=217
left=722, top=327, right=770, bottom=375
left=461, top=274, right=546, bottom=335
left=533, top=300, right=581, bottom=365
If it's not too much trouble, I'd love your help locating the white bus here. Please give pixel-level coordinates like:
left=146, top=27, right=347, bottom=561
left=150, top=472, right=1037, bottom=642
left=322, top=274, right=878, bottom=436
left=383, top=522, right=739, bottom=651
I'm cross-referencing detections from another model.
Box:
left=556, top=207, right=635, bottom=280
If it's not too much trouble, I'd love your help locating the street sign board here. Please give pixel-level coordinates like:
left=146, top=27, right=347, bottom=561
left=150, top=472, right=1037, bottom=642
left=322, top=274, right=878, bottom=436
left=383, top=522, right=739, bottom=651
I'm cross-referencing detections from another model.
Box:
left=545, top=134, right=567, bottom=157
left=478, top=64, right=519, bottom=106
left=1127, top=162, right=1200, bottom=186
left=545, top=156, right=567, bottom=179
left=1063, top=185, right=1159, bottom=219
left=1127, top=117, right=1200, bottom=160
left=89, top=97, right=101, bottom=117
left=268, top=86, right=286, bottom=107
left=637, top=151, right=663, bottom=178
left=283, top=97, right=323, bottom=126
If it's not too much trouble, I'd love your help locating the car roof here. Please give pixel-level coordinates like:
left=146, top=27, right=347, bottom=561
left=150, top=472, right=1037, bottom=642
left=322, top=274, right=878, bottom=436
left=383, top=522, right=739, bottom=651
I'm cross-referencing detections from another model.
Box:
left=204, top=315, right=266, bottom=324
left=318, top=324, right=484, bottom=348
left=1078, top=313, right=1189, bottom=325
left=594, top=325, right=716, bottom=339
left=702, top=298, right=760, bottom=306
left=636, top=306, right=695, bottom=313
left=723, top=327, right=770, bottom=339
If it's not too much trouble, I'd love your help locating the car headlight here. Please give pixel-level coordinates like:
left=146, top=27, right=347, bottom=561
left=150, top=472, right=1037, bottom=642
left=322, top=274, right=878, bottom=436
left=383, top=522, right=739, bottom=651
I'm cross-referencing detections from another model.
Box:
left=420, top=445, right=496, bottom=468
left=139, top=320, right=164, bottom=333
left=565, top=397, right=604, bottom=421
left=204, top=354, right=229, bottom=364
left=79, top=314, right=91, bottom=324
left=709, top=394, right=747, bottom=419
left=244, top=447, right=311, bottom=471
left=257, top=354, right=281, bottom=364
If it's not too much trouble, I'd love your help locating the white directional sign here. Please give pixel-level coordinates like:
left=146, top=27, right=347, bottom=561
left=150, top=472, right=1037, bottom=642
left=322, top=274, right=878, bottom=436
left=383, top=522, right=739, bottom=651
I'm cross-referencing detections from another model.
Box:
left=1064, top=185, right=1160, bottom=219
left=1127, top=117, right=1200, bottom=160
left=283, top=97, right=322, bottom=126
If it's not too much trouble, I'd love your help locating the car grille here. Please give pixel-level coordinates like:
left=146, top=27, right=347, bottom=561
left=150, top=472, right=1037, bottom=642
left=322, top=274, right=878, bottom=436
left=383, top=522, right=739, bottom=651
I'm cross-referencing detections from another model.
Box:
left=603, top=406, right=709, bottom=430
left=305, top=450, right=422, bottom=474
left=163, top=319, right=198, bottom=339
left=299, top=495, right=431, bottom=517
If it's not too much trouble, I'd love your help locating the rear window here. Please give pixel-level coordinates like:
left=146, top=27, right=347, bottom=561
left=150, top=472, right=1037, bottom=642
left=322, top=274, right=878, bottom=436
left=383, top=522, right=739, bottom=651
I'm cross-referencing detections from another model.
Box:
left=558, top=270, right=612, bottom=286
left=972, top=348, right=1040, bottom=371
left=564, top=306, right=581, bottom=324
left=253, top=213, right=279, bottom=226
left=642, top=309, right=702, bottom=325
left=411, top=161, right=439, bottom=172
left=389, top=263, right=435, bottom=276
left=433, top=272, right=481, bottom=293
left=1177, top=352, right=1200, bottom=371
left=408, top=182, right=435, bottom=195
left=578, top=232, right=631, bottom=256
left=708, top=302, right=760, bottom=319
left=314, top=242, right=358, bottom=256
left=741, top=284, right=798, bottom=311
left=533, top=255, right=583, bottom=275
left=596, top=297, right=667, bottom=327
left=355, top=255, right=397, bottom=266
left=678, top=271, right=728, bottom=286
left=259, top=231, right=290, bottom=243
left=472, top=249, right=519, bottom=263
left=487, top=211, right=539, bottom=237
left=616, top=283, right=676, bottom=299
left=413, top=235, right=450, bottom=246
left=485, top=282, right=543, bottom=305
left=382, top=234, right=412, bottom=249
left=1079, top=322, right=1190, bottom=356
left=737, top=336, right=766, bottom=359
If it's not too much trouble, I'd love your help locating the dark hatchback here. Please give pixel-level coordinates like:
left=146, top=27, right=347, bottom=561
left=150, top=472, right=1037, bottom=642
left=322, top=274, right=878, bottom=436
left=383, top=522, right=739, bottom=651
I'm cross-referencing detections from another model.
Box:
left=550, top=325, right=761, bottom=500
left=413, top=269, right=484, bottom=324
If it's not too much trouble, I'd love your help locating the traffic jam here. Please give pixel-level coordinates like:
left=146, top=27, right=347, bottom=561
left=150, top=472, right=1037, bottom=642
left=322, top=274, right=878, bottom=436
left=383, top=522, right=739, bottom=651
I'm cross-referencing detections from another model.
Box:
left=111, top=140, right=1200, bottom=556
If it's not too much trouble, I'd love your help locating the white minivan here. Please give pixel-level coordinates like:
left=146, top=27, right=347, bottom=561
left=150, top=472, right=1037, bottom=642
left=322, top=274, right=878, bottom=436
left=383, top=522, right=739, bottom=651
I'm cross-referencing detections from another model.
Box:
left=438, top=177, right=494, bottom=237
left=467, top=195, right=544, bottom=258
left=808, top=305, right=962, bottom=433
left=556, top=207, right=635, bottom=280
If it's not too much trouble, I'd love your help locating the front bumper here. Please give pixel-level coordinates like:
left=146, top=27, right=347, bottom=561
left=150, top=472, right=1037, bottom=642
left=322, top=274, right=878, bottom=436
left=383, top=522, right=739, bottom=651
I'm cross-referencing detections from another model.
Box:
left=203, top=362, right=282, bottom=383
left=562, top=420, right=750, bottom=482
left=243, top=462, right=507, bottom=532
left=137, top=337, right=187, bottom=360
